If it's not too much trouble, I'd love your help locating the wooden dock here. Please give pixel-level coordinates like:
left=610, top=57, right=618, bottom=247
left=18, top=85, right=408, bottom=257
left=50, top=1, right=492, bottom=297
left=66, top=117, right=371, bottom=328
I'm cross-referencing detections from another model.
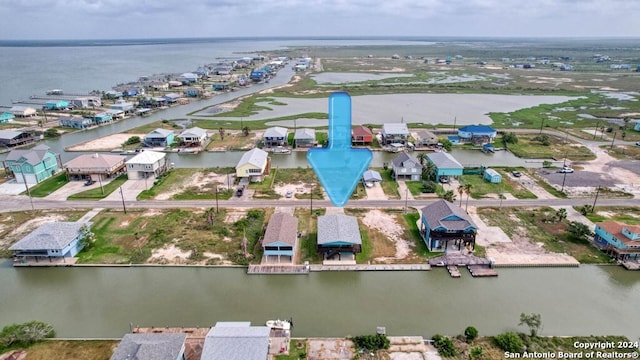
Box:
left=447, top=266, right=461, bottom=278
left=468, top=265, right=498, bottom=277
left=309, top=264, right=431, bottom=271
left=247, top=264, right=310, bottom=274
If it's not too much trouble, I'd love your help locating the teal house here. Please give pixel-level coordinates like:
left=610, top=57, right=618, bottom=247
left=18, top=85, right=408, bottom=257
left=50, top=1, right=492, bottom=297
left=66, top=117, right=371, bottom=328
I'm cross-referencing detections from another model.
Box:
left=420, top=200, right=477, bottom=252
left=594, top=221, right=640, bottom=261
left=3, top=144, right=60, bottom=184
left=45, top=100, right=69, bottom=110
left=0, top=112, right=14, bottom=123
left=262, top=212, right=298, bottom=263
left=483, top=168, right=502, bottom=183
left=144, top=128, right=175, bottom=147
left=92, top=112, right=113, bottom=124
left=427, top=152, right=464, bottom=182
left=634, top=122, right=640, bottom=132
left=59, top=116, right=93, bottom=129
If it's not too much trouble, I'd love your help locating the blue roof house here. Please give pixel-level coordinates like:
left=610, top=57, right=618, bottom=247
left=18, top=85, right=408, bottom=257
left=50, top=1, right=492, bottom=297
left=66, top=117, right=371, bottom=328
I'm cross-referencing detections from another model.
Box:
left=44, top=100, right=69, bottom=110
left=9, top=222, right=91, bottom=262
left=483, top=168, right=502, bottom=183
left=457, top=125, right=497, bottom=145
left=4, top=144, right=60, bottom=184
left=0, top=112, right=15, bottom=123
left=59, top=116, right=93, bottom=129
left=262, top=212, right=298, bottom=263
left=420, top=200, right=477, bottom=252
left=426, top=152, right=464, bottom=181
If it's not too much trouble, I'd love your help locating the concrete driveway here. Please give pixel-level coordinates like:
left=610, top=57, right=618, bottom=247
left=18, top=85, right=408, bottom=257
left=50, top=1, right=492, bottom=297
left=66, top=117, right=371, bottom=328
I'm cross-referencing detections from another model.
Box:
left=45, top=180, right=98, bottom=200
left=0, top=180, right=31, bottom=195
left=364, top=182, right=387, bottom=200
left=100, top=179, right=147, bottom=202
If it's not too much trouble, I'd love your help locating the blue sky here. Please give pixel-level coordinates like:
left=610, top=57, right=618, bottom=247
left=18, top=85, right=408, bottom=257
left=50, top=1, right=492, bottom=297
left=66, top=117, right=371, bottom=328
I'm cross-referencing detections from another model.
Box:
left=1, top=0, right=638, bottom=39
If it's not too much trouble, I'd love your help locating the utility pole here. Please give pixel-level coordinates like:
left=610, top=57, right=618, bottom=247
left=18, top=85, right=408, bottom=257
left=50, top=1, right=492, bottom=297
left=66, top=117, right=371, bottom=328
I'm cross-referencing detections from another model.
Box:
left=539, top=119, right=544, bottom=135
left=593, top=120, right=601, bottom=140
left=561, top=170, right=568, bottom=193
left=119, top=186, right=127, bottom=214
left=592, top=186, right=601, bottom=213
left=310, top=184, right=314, bottom=215
left=404, top=187, right=408, bottom=213
left=453, top=116, right=457, bottom=133
left=610, top=132, right=617, bottom=150
left=98, top=174, right=104, bottom=194
left=215, top=187, right=219, bottom=213
left=20, top=168, right=34, bottom=211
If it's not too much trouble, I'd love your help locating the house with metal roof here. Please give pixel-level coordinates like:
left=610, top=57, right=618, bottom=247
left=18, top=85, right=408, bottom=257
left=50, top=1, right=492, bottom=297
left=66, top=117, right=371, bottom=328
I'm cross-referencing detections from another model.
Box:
left=457, top=125, right=497, bottom=145
left=415, top=130, right=439, bottom=147
left=381, top=123, right=409, bottom=145
left=0, top=130, right=36, bottom=148
left=110, top=333, right=187, bottom=360
left=163, top=93, right=182, bottom=103
left=179, top=72, right=199, bottom=84
left=483, top=168, right=502, bottom=183
left=362, top=170, right=382, bottom=183
left=125, top=151, right=167, bottom=180
left=10, top=106, right=37, bottom=117
left=178, top=127, right=208, bottom=147
left=44, top=100, right=69, bottom=110
left=236, top=148, right=270, bottom=180
left=92, top=112, right=113, bottom=124
left=420, top=200, right=477, bottom=252
left=59, top=115, right=93, bottom=129
left=294, top=128, right=315, bottom=148
left=263, top=127, right=288, bottom=148
left=426, top=152, right=464, bottom=182
left=262, top=212, right=299, bottom=263
left=144, top=128, right=175, bottom=147
left=317, top=214, right=362, bottom=262
left=3, top=144, right=59, bottom=184
left=64, top=153, right=126, bottom=181
left=9, top=222, right=91, bottom=261
left=391, top=153, right=422, bottom=181
left=594, top=222, right=640, bottom=261
left=352, top=125, right=373, bottom=145
left=201, top=322, right=270, bottom=360
left=110, top=100, right=135, bottom=114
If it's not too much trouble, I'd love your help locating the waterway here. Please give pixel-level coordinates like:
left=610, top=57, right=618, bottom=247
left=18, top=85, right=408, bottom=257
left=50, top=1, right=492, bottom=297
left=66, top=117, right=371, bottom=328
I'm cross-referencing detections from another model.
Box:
left=1, top=261, right=638, bottom=340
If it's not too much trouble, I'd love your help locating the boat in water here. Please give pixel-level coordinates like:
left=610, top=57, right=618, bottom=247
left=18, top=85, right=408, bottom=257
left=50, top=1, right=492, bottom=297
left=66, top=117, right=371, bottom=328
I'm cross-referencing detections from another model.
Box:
left=265, top=319, right=291, bottom=330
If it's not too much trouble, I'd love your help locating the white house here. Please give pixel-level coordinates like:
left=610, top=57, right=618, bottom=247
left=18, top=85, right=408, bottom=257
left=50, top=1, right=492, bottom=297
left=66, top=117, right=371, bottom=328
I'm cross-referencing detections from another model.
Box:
left=110, top=100, right=135, bottom=113
left=178, top=127, right=208, bottom=146
left=10, top=106, right=37, bottom=117
left=125, top=150, right=167, bottom=180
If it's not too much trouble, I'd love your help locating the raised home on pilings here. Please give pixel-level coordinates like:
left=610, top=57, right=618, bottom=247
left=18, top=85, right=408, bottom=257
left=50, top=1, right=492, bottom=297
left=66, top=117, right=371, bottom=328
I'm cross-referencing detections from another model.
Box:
left=420, top=200, right=477, bottom=252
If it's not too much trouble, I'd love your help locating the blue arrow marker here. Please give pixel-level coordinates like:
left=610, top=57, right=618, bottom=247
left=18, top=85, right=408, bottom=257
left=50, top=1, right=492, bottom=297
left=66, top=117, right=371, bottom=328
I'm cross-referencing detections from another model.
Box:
left=307, top=92, right=372, bottom=207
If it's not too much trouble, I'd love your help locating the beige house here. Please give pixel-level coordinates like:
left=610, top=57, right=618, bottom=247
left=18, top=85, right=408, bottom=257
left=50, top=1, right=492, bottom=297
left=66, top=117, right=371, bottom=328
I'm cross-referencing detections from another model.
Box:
left=125, top=150, right=167, bottom=180
left=236, top=148, right=270, bottom=180
left=64, top=153, right=126, bottom=181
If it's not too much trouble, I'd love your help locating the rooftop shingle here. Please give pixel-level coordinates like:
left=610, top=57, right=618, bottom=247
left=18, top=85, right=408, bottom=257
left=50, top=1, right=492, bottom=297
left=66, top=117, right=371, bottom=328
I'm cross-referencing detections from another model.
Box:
left=317, top=214, right=362, bottom=245
left=263, top=212, right=298, bottom=246
left=9, top=222, right=90, bottom=251
left=110, top=333, right=187, bottom=360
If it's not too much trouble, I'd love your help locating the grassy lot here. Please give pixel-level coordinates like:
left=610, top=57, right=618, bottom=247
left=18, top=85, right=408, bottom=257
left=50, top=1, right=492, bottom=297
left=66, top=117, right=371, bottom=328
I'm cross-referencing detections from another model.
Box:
left=583, top=206, right=640, bottom=225
left=460, top=172, right=536, bottom=200
left=274, top=339, right=307, bottom=360
left=295, top=208, right=325, bottom=263
left=249, top=169, right=281, bottom=199
left=405, top=181, right=425, bottom=196
left=7, top=340, right=118, bottom=360
left=137, top=168, right=235, bottom=200
left=67, top=174, right=128, bottom=200
left=504, top=134, right=595, bottom=160
left=27, top=172, right=69, bottom=197
left=78, top=208, right=267, bottom=265
left=603, top=144, right=640, bottom=160
left=350, top=182, right=367, bottom=200
left=403, top=211, right=442, bottom=259
left=529, top=171, right=568, bottom=199
left=205, top=131, right=257, bottom=151
left=125, top=120, right=181, bottom=134
left=479, top=207, right=613, bottom=264
left=377, top=168, right=400, bottom=199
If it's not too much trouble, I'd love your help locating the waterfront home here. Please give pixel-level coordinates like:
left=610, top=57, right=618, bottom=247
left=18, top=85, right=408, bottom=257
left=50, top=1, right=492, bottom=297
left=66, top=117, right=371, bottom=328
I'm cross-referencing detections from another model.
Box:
left=262, top=212, right=299, bottom=263
left=426, top=152, right=464, bottom=182
left=415, top=130, right=439, bottom=147
left=317, top=214, right=362, bottom=262
left=594, top=222, right=640, bottom=261
left=92, top=112, right=113, bottom=124
left=391, top=153, right=422, bottom=181
left=294, top=128, right=315, bottom=148
left=483, top=168, right=502, bottom=183
left=44, top=100, right=69, bottom=110
left=201, top=322, right=270, bottom=360
left=0, top=130, right=36, bottom=148
left=144, top=128, right=175, bottom=147
left=179, top=72, right=199, bottom=84
left=105, top=109, right=125, bottom=120
left=185, top=87, right=204, bottom=97
left=3, top=144, right=59, bottom=184
left=70, top=96, right=101, bottom=109
left=236, top=148, right=270, bottom=180
left=381, top=123, right=409, bottom=145
left=110, top=99, right=135, bottom=114
left=64, top=153, right=126, bottom=181
left=150, top=81, right=169, bottom=90
left=352, top=125, right=373, bottom=145
left=120, top=88, right=140, bottom=97
left=178, top=127, right=208, bottom=147
left=9, top=222, right=91, bottom=261
left=0, top=112, right=15, bottom=123
left=110, top=333, right=187, bottom=360
left=125, top=150, right=167, bottom=180
left=10, top=105, right=37, bottom=117
left=163, top=93, right=181, bottom=103
left=263, top=127, right=288, bottom=148
left=420, top=200, right=477, bottom=252
left=457, top=125, right=497, bottom=145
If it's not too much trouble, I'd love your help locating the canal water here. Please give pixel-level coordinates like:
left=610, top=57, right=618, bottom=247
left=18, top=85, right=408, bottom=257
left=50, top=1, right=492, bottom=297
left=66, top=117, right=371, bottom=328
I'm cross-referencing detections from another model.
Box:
left=1, top=262, right=638, bottom=340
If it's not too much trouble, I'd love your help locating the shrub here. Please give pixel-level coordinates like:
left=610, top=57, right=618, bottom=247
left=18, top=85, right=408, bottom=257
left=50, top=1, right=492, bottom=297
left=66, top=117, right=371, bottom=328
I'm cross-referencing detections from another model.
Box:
left=43, top=128, right=60, bottom=138
left=464, top=326, right=479, bottom=343
left=422, top=181, right=437, bottom=193
left=494, top=332, right=524, bottom=353
left=432, top=334, right=457, bottom=357
left=351, top=334, right=390, bottom=351
left=0, top=321, right=55, bottom=349
left=124, top=136, right=141, bottom=145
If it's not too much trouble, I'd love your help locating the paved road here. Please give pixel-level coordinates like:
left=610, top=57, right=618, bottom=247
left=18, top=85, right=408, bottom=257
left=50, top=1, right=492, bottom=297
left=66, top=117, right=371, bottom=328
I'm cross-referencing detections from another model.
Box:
left=2, top=194, right=638, bottom=213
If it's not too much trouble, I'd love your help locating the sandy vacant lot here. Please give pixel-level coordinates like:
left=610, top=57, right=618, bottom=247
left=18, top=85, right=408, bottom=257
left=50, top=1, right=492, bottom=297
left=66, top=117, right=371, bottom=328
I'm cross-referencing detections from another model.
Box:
left=66, top=133, right=145, bottom=151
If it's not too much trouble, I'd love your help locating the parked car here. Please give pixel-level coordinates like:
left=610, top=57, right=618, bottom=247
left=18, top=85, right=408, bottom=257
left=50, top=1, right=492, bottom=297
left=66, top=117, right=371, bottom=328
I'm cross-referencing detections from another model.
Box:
left=557, top=166, right=574, bottom=173
left=635, top=141, right=640, bottom=146
left=236, top=187, right=244, bottom=197
left=439, top=176, right=449, bottom=184
left=84, top=179, right=95, bottom=186
left=511, top=171, right=522, bottom=177
left=285, top=191, right=293, bottom=198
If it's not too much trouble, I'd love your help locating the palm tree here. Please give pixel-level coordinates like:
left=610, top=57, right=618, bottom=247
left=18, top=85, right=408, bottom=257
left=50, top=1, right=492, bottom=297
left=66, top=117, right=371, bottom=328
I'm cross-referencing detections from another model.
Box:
left=242, top=126, right=250, bottom=137
left=219, top=128, right=226, bottom=140
left=463, top=183, right=472, bottom=212
left=555, top=208, right=568, bottom=223
left=442, top=190, right=456, bottom=203
left=422, top=161, right=436, bottom=181
left=417, top=152, right=427, bottom=166
left=204, top=207, right=216, bottom=227
left=457, top=185, right=465, bottom=207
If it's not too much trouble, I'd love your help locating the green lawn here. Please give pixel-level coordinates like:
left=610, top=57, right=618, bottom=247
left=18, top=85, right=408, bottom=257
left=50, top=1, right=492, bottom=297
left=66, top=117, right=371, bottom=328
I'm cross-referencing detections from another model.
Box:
left=405, top=181, right=424, bottom=196
left=28, top=172, right=69, bottom=197
left=459, top=172, right=536, bottom=200
left=583, top=206, right=640, bottom=225
left=67, top=174, right=128, bottom=200
left=378, top=168, right=400, bottom=199
left=503, top=134, right=595, bottom=160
